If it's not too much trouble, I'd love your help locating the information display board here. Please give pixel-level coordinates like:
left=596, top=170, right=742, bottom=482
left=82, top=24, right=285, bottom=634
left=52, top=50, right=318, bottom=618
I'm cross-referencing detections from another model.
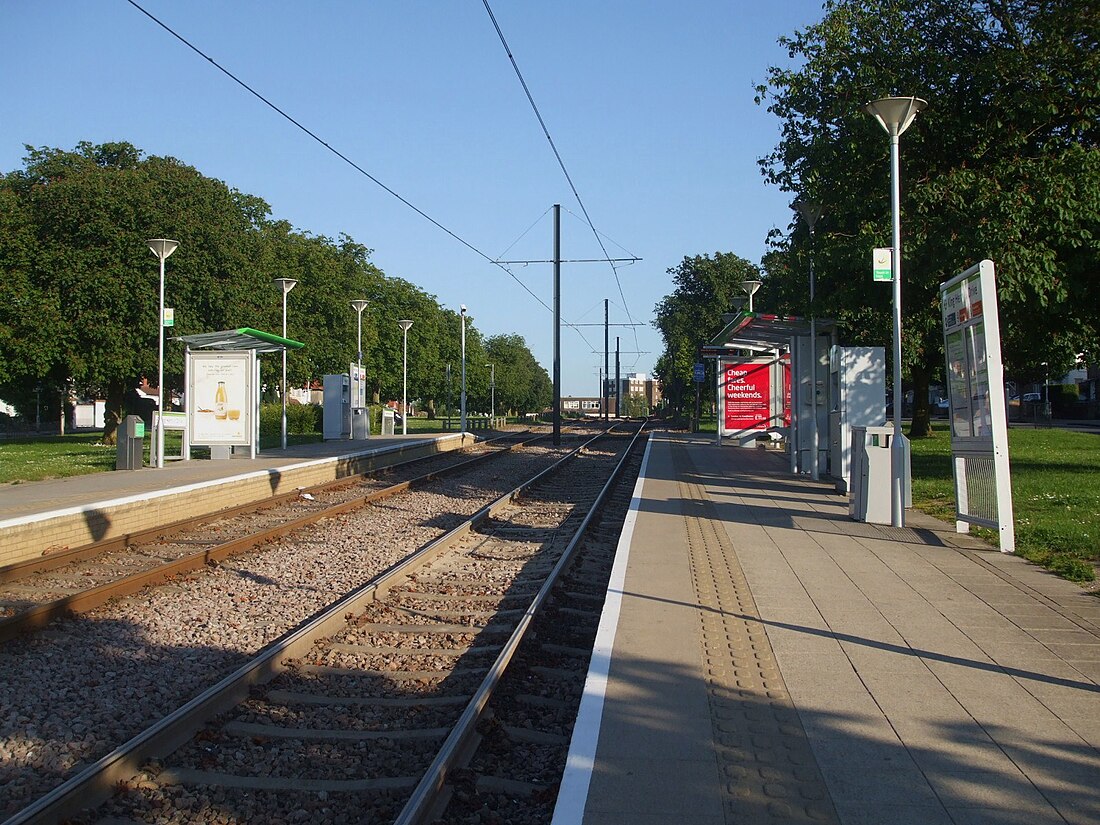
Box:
left=940, top=260, right=1014, bottom=552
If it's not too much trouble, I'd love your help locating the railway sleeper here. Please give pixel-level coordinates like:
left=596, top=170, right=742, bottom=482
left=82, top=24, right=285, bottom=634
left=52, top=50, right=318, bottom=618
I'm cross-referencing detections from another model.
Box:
left=222, top=720, right=450, bottom=742
left=149, top=768, right=419, bottom=793
left=293, top=663, right=480, bottom=680
left=474, top=774, right=557, bottom=798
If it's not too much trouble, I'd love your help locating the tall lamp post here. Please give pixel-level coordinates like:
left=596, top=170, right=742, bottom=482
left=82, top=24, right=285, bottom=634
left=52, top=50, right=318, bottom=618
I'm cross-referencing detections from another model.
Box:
left=351, top=300, right=369, bottom=428
left=274, top=278, right=298, bottom=450
left=794, top=199, right=823, bottom=480
left=741, top=279, right=763, bottom=312
left=864, top=95, right=927, bottom=528
left=398, top=319, right=413, bottom=435
left=460, top=305, right=467, bottom=433
left=485, top=362, right=495, bottom=424
left=147, top=238, right=179, bottom=469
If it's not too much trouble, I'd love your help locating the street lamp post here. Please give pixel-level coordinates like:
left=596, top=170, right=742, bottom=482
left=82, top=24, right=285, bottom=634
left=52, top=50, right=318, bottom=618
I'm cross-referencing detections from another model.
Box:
left=351, top=300, right=369, bottom=433
left=274, top=278, right=298, bottom=450
left=147, top=239, right=179, bottom=469
left=460, top=305, right=467, bottom=433
left=485, top=362, right=495, bottom=423
left=864, top=95, right=927, bottom=528
left=1041, top=361, right=1049, bottom=408
left=794, top=199, right=823, bottom=481
left=398, top=320, right=413, bottom=436
left=741, top=279, right=763, bottom=313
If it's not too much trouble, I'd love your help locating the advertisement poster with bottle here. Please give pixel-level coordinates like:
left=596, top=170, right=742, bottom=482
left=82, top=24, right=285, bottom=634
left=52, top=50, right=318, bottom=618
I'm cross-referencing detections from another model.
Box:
left=188, top=351, right=253, bottom=445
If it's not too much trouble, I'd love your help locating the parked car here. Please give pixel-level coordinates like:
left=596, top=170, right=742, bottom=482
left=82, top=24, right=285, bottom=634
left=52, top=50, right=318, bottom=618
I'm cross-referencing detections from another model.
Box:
left=934, top=397, right=950, bottom=416
left=1022, top=392, right=1041, bottom=402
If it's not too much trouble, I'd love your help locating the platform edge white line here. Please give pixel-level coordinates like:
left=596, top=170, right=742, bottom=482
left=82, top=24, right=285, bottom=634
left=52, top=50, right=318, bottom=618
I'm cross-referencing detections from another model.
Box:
left=549, top=434, right=655, bottom=825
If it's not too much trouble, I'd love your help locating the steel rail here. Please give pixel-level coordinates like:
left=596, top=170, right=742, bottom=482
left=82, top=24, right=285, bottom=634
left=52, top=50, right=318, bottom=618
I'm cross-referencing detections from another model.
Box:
left=0, top=432, right=544, bottom=643
left=394, top=422, right=649, bottom=825
left=0, top=431, right=529, bottom=584
left=3, top=426, right=616, bottom=825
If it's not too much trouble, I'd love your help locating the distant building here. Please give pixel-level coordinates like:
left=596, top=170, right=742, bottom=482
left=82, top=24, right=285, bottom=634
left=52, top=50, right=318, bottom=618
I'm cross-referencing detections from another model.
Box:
left=604, top=372, right=662, bottom=410
left=564, top=373, right=662, bottom=418
left=562, top=397, right=612, bottom=416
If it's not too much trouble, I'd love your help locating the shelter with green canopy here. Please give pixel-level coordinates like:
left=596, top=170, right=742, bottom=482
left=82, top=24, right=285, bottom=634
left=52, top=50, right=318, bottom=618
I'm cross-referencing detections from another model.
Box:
left=171, top=328, right=305, bottom=461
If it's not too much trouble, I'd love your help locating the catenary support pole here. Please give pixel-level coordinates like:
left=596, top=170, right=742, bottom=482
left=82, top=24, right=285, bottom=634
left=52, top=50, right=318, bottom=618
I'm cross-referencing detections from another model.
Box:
left=553, top=204, right=561, bottom=446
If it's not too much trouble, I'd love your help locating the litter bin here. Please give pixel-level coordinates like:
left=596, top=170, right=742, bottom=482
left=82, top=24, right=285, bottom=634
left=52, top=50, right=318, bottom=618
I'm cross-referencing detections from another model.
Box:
left=849, top=425, right=911, bottom=523
left=351, top=406, right=370, bottom=439
left=381, top=408, right=395, bottom=435
left=115, top=415, right=145, bottom=470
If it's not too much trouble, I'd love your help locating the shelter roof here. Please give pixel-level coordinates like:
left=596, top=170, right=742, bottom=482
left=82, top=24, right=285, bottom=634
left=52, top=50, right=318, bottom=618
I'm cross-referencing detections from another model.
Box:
left=700, top=312, right=835, bottom=356
left=173, top=328, right=305, bottom=353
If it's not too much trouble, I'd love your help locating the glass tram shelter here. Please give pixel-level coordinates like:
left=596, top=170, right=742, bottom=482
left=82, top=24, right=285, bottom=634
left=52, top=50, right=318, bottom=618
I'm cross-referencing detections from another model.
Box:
left=701, top=312, right=886, bottom=494
left=165, top=328, right=305, bottom=462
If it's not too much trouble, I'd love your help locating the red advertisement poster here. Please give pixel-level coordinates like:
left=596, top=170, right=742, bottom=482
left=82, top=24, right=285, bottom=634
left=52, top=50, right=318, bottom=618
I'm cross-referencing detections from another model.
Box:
left=722, top=361, right=772, bottom=431
left=781, top=354, right=791, bottom=427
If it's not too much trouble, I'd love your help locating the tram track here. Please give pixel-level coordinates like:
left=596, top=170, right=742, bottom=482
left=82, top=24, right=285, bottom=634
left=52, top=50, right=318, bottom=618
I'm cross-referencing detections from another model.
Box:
left=0, top=432, right=543, bottom=643
left=1, top=429, right=602, bottom=821
left=4, top=422, right=648, bottom=824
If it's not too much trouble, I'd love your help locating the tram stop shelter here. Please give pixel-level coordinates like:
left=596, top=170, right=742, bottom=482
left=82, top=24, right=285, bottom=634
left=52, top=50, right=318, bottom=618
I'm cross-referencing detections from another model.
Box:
left=173, top=328, right=305, bottom=461
left=701, top=311, right=837, bottom=479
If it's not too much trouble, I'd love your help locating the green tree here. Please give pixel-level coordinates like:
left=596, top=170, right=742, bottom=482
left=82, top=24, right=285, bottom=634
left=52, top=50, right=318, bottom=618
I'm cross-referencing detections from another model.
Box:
left=484, top=334, right=552, bottom=416
left=653, top=253, right=762, bottom=414
left=620, top=392, right=649, bottom=417
left=757, top=0, right=1100, bottom=436
left=0, top=142, right=384, bottom=441
left=0, top=141, right=554, bottom=441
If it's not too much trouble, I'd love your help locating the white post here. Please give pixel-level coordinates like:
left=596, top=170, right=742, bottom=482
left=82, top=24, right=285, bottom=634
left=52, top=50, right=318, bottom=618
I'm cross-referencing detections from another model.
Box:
left=158, top=254, right=165, bottom=466
left=864, top=96, right=926, bottom=528
left=399, top=320, right=413, bottom=436
left=486, top=362, right=495, bottom=424
left=888, top=131, right=905, bottom=526
left=275, top=278, right=298, bottom=450
left=794, top=200, right=822, bottom=480
left=147, top=239, right=178, bottom=469
left=351, top=299, right=369, bottom=438
left=460, top=305, right=467, bottom=433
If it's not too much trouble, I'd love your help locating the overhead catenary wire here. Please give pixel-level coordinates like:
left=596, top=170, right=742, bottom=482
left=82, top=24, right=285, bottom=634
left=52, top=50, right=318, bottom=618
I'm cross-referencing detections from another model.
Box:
left=481, top=0, right=642, bottom=349
left=125, top=0, right=555, bottom=315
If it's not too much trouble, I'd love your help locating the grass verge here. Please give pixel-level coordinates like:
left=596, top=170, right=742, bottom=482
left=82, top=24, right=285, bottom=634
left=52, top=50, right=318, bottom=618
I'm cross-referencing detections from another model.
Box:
left=910, top=424, right=1099, bottom=584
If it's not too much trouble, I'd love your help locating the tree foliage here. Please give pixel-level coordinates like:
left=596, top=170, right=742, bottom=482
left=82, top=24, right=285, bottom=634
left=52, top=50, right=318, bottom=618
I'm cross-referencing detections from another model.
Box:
left=484, top=334, right=552, bottom=416
left=652, top=252, right=762, bottom=413
left=755, top=0, right=1100, bottom=434
left=0, top=142, right=547, bottom=437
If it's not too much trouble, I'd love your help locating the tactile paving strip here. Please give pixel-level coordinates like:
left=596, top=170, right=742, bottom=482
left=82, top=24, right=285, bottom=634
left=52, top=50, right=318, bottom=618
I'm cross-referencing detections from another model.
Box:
left=678, top=452, right=840, bottom=825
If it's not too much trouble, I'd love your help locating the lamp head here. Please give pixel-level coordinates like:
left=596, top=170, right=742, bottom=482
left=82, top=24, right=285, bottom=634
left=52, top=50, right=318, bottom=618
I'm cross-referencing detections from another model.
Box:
left=274, top=278, right=298, bottom=294
left=460, top=304, right=467, bottom=314
left=351, top=299, right=368, bottom=315
left=863, top=96, right=927, bottom=137
left=792, top=199, right=823, bottom=231
left=147, top=238, right=179, bottom=262
left=398, top=319, right=413, bottom=332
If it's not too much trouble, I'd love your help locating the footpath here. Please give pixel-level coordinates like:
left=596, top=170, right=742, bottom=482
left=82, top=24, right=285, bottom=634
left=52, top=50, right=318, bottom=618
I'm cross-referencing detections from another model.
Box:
left=554, top=432, right=1100, bottom=825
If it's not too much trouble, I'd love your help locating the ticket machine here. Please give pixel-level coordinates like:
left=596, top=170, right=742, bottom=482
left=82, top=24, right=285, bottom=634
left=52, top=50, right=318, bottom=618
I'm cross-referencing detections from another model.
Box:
left=322, top=373, right=350, bottom=440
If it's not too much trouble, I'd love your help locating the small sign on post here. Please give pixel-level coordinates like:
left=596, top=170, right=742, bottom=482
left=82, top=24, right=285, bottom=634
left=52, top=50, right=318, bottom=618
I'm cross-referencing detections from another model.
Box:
left=872, top=248, right=893, bottom=282
left=163, top=307, right=175, bottom=327
left=693, top=362, right=705, bottom=383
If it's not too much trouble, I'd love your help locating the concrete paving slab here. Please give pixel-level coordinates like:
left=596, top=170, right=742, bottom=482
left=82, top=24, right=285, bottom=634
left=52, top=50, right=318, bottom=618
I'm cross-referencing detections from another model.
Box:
left=560, top=433, right=1100, bottom=825
left=831, top=801, right=955, bottom=825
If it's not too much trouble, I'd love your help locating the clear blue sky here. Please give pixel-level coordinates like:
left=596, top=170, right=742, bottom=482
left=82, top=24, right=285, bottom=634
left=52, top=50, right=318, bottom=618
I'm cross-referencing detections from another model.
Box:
left=1, top=1, right=823, bottom=396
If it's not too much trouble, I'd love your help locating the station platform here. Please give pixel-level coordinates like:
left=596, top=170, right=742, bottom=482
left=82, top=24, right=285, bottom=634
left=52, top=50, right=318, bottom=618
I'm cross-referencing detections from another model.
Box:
left=0, top=433, right=473, bottom=568
left=554, top=432, right=1100, bottom=825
